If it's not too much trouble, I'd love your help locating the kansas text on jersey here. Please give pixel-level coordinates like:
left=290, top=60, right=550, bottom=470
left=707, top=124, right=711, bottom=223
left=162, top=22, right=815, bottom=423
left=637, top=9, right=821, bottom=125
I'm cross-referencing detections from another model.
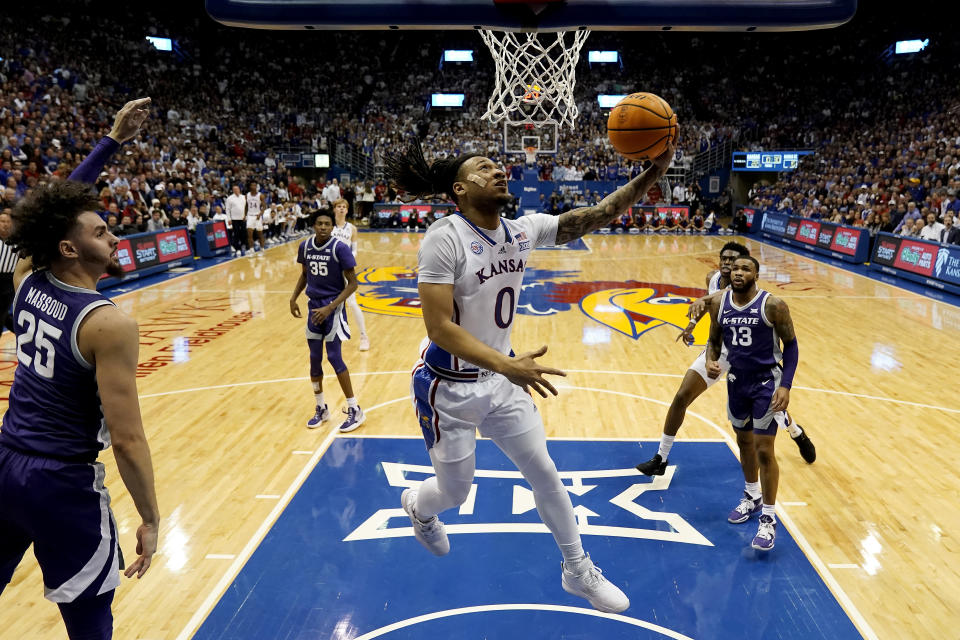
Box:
left=417, top=212, right=557, bottom=382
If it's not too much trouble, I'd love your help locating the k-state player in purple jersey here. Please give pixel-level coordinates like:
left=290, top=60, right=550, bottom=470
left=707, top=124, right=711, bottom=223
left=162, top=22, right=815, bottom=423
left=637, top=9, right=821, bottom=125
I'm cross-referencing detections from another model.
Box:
left=705, top=256, right=800, bottom=552
left=289, top=209, right=364, bottom=432
left=0, top=99, right=159, bottom=640
left=635, top=243, right=815, bottom=477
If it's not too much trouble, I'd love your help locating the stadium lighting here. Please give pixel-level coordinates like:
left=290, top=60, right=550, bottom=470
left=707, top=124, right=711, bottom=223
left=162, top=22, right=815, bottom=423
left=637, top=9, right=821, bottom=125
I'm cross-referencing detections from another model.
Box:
left=443, top=50, right=474, bottom=62
left=597, top=94, right=627, bottom=109
left=894, top=39, right=929, bottom=54
left=588, top=51, right=619, bottom=63
left=146, top=36, right=173, bottom=51
left=431, top=93, right=465, bottom=108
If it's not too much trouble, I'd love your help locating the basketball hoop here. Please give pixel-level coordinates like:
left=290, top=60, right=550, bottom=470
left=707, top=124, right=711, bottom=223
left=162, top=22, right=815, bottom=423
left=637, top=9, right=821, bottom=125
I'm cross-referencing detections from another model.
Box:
left=524, top=145, right=537, bottom=165
left=479, top=28, right=590, bottom=128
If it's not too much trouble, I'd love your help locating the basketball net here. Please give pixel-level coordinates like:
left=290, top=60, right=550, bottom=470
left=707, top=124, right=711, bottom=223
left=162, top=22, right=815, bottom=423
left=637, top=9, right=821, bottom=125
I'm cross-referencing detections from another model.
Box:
left=524, top=146, right=537, bottom=165
left=479, top=29, right=590, bottom=128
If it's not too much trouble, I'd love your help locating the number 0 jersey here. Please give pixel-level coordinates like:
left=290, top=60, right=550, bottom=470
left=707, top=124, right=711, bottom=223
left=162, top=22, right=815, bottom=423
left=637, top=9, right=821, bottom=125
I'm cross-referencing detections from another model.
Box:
left=417, top=212, right=558, bottom=381
left=718, top=288, right=782, bottom=373
left=0, top=271, right=115, bottom=461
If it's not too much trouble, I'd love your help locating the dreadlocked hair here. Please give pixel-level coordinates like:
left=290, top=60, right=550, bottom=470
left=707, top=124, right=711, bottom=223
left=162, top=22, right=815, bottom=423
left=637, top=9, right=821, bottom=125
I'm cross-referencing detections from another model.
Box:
left=8, top=179, right=101, bottom=270
left=385, top=139, right=479, bottom=204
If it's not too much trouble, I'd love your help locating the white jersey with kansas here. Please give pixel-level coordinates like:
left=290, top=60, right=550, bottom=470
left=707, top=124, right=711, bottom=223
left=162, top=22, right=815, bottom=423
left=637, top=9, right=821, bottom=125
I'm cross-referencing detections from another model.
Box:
left=331, top=221, right=356, bottom=247
left=417, top=212, right=557, bottom=381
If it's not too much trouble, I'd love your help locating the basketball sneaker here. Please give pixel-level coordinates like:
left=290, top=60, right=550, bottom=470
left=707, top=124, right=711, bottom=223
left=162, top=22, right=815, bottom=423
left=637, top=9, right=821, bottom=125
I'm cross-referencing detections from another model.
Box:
left=338, top=406, right=365, bottom=433
left=401, top=488, right=450, bottom=556
left=359, top=334, right=370, bottom=351
left=727, top=492, right=762, bottom=524
left=306, top=404, right=330, bottom=429
left=561, top=554, right=630, bottom=613
left=787, top=417, right=816, bottom=464
left=635, top=453, right=667, bottom=476
left=751, top=515, right=777, bottom=551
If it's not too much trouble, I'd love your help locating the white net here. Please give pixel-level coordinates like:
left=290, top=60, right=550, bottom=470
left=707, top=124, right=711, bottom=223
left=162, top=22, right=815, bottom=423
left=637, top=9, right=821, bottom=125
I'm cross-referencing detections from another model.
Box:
left=479, top=29, right=590, bottom=129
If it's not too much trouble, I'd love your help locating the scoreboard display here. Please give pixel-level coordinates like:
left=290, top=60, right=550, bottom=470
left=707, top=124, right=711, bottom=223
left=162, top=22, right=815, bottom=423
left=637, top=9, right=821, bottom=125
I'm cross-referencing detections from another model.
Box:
left=732, top=151, right=812, bottom=172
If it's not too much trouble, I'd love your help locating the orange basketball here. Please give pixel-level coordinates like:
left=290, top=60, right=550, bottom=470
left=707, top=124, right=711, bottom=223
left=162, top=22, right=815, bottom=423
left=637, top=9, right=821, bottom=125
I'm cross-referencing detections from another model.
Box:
left=607, top=92, right=678, bottom=160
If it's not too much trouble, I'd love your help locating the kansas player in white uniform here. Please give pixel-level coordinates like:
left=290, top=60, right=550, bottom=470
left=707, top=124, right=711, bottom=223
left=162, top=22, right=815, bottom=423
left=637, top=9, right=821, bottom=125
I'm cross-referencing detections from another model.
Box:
left=386, top=137, right=675, bottom=613
left=636, top=242, right=815, bottom=476
left=330, top=198, right=370, bottom=351
left=245, top=183, right=265, bottom=253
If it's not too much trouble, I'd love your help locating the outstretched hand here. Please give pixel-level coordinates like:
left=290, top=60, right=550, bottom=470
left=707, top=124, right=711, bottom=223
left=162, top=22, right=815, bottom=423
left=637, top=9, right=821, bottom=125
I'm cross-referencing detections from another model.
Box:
left=502, top=345, right=566, bottom=398
left=108, top=97, right=152, bottom=144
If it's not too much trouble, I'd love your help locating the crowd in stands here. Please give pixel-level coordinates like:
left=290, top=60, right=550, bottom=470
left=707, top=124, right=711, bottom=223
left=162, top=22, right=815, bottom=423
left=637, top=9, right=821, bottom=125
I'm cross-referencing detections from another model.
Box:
left=0, top=0, right=956, bottom=248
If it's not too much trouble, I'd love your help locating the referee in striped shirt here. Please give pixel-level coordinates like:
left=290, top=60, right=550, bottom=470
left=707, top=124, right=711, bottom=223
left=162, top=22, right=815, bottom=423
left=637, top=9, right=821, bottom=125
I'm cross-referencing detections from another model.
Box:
left=0, top=210, right=18, bottom=336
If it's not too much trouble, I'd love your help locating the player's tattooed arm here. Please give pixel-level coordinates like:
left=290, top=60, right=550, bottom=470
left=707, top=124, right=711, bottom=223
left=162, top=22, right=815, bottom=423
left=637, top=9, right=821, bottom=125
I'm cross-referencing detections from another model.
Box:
left=554, top=141, right=676, bottom=244
left=766, top=295, right=797, bottom=342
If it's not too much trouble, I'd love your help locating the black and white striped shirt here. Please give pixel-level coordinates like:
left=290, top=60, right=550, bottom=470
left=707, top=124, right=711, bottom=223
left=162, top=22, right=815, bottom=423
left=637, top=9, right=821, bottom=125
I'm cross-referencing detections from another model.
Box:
left=0, top=239, right=19, bottom=274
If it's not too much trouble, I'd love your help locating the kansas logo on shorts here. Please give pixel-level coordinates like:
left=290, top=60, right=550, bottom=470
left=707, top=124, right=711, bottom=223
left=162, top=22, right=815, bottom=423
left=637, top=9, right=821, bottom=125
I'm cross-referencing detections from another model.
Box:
left=356, top=267, right=708, bottom=343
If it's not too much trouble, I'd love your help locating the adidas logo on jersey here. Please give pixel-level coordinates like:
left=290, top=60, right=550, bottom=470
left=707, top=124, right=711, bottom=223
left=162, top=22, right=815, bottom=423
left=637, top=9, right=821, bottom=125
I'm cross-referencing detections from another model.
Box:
left=498, top=246, right=507, bottom=255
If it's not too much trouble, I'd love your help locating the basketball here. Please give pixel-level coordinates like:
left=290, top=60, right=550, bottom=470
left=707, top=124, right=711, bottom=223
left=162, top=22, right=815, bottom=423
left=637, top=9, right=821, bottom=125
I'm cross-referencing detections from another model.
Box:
left=606, top=92, right=678, bottom=160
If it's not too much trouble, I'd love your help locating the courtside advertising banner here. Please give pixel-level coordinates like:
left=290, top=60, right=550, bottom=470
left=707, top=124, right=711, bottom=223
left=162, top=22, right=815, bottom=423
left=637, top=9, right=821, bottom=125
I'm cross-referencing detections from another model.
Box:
left=761, top=211, right=869, bottom=263
left=869, top=233, right=960, bottom=294
left=892, top=237, right=937, bottom=277
left=98, top=228, right=195, bottom=289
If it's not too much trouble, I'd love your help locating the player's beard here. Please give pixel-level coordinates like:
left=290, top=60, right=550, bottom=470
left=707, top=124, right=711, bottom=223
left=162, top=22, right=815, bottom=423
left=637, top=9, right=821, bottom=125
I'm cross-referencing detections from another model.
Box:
left=106, top=259, right=124, bottom=278
left=730, top=279, right=752, bottom=293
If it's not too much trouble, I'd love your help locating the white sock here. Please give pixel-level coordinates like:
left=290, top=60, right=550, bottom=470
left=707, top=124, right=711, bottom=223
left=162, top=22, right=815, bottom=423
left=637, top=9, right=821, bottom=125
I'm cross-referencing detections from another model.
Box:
left=761, top=504, right=776, bottom=520
left=314, top=392, right=325, bottom=407
left=781, top=412, right=802, bottom=438
left=346, top=397, right=359, bottom=408
left=657, top=434, right=675, bottom=460
left=745, top=481, right=761, bottom=500
left=560, top=542, right=587, bottom=569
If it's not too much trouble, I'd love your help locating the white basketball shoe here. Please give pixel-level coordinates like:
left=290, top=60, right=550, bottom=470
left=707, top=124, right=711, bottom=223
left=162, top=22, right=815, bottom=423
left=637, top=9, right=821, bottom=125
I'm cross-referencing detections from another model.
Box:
left=401, top=489, right=450, bottom=556
left=561, top=554, right=630, bottom=613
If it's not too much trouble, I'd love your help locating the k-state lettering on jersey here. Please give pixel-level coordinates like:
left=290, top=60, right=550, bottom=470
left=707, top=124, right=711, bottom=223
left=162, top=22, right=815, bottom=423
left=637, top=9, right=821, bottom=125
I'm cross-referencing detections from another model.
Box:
left=0, top=271, right=115, bottom=461
left=297, top=235, right=356, bottom=303
left=718, top=289, right=782, bottom=373
left=417, top=212, right=558, bottom=381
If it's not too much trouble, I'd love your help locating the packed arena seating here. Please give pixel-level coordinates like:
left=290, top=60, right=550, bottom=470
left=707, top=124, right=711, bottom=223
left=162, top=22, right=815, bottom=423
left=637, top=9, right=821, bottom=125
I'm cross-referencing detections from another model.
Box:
left=1, top=1, right=956, bottom=237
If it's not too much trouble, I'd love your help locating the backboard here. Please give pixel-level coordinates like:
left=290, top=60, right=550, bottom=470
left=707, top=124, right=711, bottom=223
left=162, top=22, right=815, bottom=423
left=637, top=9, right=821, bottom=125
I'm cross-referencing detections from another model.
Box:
left=206, top=0, right=857, bottom=32
left=504, top=122, right=558, bottom=154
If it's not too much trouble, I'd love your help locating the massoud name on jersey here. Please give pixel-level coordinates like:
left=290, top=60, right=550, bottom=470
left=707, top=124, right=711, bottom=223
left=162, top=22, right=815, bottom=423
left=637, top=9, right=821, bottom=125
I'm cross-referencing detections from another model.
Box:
left=23, top=286, right=69, bottom=321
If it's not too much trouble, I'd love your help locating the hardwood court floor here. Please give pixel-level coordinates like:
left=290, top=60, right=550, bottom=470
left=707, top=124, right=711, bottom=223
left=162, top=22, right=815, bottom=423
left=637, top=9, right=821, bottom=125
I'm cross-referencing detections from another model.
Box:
left=0, top=231, right=957, bottom=639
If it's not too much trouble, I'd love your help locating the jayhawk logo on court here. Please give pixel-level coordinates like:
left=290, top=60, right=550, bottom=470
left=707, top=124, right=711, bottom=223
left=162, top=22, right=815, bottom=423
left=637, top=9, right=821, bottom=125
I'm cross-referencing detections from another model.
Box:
left=355, top=267, right=709, bottom=344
